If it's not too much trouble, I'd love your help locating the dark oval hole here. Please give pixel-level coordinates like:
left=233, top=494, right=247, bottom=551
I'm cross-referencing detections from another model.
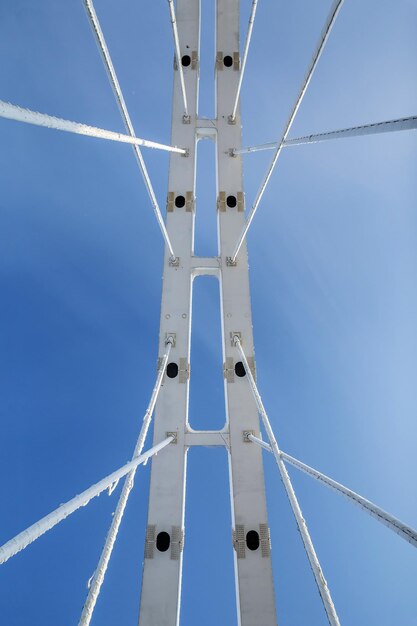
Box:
left=175, top=195, right=186, bottom=208
left=156, top=531, right=171, bottom=552
left=226, top=195, right=237, bottom=208
left=246, top=530, right=260, bottom=551
left=167, top=362, right=179, bottom=379
left=181, top=55, right=191, bottom=67
left=235, top=361, right=246, bottom=377
left=223, top=55, right=233, bottom=68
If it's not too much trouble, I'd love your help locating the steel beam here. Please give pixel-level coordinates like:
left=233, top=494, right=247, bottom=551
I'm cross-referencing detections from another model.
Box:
left=216, top=1, right=277, bottom=624
left=137, top=0, right=199, bottom=624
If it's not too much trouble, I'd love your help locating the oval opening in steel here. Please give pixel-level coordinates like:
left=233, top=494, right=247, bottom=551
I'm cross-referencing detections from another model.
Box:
left=235, top=361, right=246, bottom=377
left=246, top=530, right=260, bottom=551
left=156, top=531, right=171, bottom=552
left=167, top=362, right=179, bottom=378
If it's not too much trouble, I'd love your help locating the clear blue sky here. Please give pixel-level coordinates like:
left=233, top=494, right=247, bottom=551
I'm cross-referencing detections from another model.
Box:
left=0, top=1, right=416, bottom=625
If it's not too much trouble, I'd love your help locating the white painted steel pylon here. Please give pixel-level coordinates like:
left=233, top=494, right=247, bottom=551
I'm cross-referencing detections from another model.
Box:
left=138, top=1, right=277, bottom=624
left=1, top=1, right=417, bottom=625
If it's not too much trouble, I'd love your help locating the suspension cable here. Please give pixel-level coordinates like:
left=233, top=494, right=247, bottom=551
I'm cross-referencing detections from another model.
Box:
left=0, top=436, right=173, bottom=566
left=0, top=100, right=187, bottom=154
left=167, top=0, right=189, bottom=119
left=83, top=0, right=177, bottom=262
left=230, top=0, right=260, bottom=122
left=248, top=434, right=417, bottom=549
left=230, top=0, right=344, bottom=263
left=234, top=115, right=417, bottom=154
left=233, top=336, right=340, bottom=626
left=78, top=338, right=174, bottom=626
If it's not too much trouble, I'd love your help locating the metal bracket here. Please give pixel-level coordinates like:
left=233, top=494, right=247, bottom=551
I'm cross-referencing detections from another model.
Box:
left=166, top=431, right=178, bottom=444
left=226, top=256, right=237, bottom=267
left=228, top=114, right=236, bottom=125
left=182, top=115, right=191, bottom=125
left=230, top=331, right=241, bottom=346
left=169, top=256, right=180, bottom=267
left=165, top=332, right=176, bottom=347
left=243, top=430, right=256, bottom=442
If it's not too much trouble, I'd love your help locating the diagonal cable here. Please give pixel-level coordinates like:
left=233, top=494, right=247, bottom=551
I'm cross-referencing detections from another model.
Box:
left=167, top=0, right=189, bottom=118
left=234, top=336, right=341, bottom=626
left=234, top=115, right=417, bottom=154
left=230, top=0, right=260, bottom=122
left=83, top=0, right=177, bottom=261
left=0, top=99, right=186, bottom=154
left=248, top=434, right=417, bottom=548
left=78, top=337, right=174, bottom=626
left=230, top=0, right=344, bottom=263
left=0, top=436, right=173, bottom=566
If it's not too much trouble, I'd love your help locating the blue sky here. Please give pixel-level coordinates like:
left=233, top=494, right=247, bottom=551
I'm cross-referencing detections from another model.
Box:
left=0, top=1, right=417, bottom=625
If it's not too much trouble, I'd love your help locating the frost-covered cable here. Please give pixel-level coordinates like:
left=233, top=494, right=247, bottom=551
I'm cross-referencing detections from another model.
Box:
left=167, top=0, right=189, bottom=118
left=230, top=0, right=259, bottom=122
left=83, top=0, right=177, bottom=261
left=0, top=100, right=186, bottom=154
left=0, top=436, right=174, bottom=566
left=248, top=434, right=417, bottom=549
left=231, top=0, right=344, bottom=262
left=235, top=115, right=417, bottom=154
left=234, top=336, right=340, bottom=626
left=78, top=338, right=173, bottom=626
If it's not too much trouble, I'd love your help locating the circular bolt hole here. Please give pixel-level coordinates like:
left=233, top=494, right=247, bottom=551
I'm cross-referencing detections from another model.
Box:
left=246, top=530, right=260, bottom=551
left=223, top=55, right=233, bottom=68
left=226, top=195, right=237, bottom=208
left=156, top=531, right=171, bottom=552
left=235, top=361, right=246, bottom=377
left=167, top=362, right=179, bottom=379
left=175, top=195, right=186, bottom=208
left=181, top=55, right=191, bottom=67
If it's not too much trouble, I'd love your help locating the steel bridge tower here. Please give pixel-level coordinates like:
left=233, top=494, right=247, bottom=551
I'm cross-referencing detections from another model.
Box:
left=139, top=1, right=276, bottom=623
left=1, top=1, right=416, bottom=625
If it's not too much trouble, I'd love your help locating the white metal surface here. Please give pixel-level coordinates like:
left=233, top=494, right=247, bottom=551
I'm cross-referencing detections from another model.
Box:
left=235, top=115, right=417, bottom=154
left=167, top=0, right=189, bottom=118
left=0, top=100, right=186, bottom=154
left=248, top=434, right=417, bottom=549
left=138, top=0, right=199, bottom=623
left=231, top=0, right=345, bottom=263
left=83, top=0, right=177, bottom=261
left=79, top=340, right=173, bottom=626
left=0, top=437, right=173, bottom=566
left=235, top=338, right=340, bottom=626
left=230, top=0, right=259, bottom=122
left=216, top=1, right=277, bottom=623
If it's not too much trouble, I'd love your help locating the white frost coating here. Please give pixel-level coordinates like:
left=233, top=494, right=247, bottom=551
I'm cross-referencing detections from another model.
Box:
left=0, top=100, right=186, bottom=154
left=83, top=0, right=177, bottom=261
left=248, top=434, right=417, bottom=549
left=235, top=115, right=417, bottom=154
left=0, top=437, right=173, bottom=566
left=167, top=0, right=189, bottom=117
left=230, top=0, right=260, bottom=121
left=78, top=340, right=173, bottom=626
left=235, top=337, right=341, bottom=626
left=231, top=0, right=345, bottom=262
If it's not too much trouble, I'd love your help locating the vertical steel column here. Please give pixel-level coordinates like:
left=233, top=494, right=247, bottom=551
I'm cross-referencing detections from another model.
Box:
left=138, top=1, right=199, bottom=624
left=216, top=1, right=278, bottom=624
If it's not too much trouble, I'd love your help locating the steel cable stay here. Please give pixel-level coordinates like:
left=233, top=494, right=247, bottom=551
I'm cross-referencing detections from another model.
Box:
left=167, top=0, right=189, bottom=120
left=229, top=0, right=345, bottom=264
left=247, top=434, right=417, bottom=549
left=0, top=100, right=187, bottom=154
left=78, top=337, right=174, bottom=626
left=230, top=0, right=260, bottom=123
left=233, top=335, right=341, bottom=626
left=234, top=114, right=417, bottom=154
left=83, top=0, right=178, bottom=262
left=0, top=436, right=174, bottom=566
